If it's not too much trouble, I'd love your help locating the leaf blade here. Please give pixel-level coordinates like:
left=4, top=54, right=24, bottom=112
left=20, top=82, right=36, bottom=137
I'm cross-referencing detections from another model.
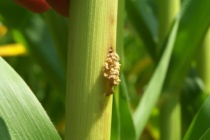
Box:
left=0, top=57, right=61, bottom=140
left=133, top=17, right=180, bottom=139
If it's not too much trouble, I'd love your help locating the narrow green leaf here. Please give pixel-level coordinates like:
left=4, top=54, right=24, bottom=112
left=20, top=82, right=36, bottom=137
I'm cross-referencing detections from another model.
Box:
left=125, top=0, right=157, bottom=59
left=165, top=0, right=210, bottom=89
left=0, top=118, right=11, bottom=139
left=133, top=18, right=180, bottom=139
left=119, top=74, right=136, bottom=140
left=0, top=57, right=61, bottom=140
left=111, top=94, right=120, bottom=140
left=200, top=128, right=210, bottom=140
left=183, top=96, right=210, bottom=140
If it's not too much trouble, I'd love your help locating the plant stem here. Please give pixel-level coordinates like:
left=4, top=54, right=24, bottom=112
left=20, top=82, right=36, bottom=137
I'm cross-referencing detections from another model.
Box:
left=158, top=0, right=181, bottom=140
left=116, top=0, right=124, bottom=61
left=65, top=0, right=118, bottom=139
left=158, top=0, right=180, bottom=46
left=197, top=28, right=210, bottom=93
left=160, top=94, right=181, bottom=140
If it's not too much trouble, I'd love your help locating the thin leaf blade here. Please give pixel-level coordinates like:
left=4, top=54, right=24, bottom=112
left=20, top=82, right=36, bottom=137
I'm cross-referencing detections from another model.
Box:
left=119, top=74, right=136, bottom=140
left=184, top=96, right=210, bottom=140
left=133, top=18, right=180, bottom=139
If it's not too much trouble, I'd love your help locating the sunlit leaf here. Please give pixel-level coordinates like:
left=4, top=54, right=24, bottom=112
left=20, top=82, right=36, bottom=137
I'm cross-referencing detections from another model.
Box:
left=133, top=17, right=180, bottom=139
left=0, top=57, right=61, bottom=140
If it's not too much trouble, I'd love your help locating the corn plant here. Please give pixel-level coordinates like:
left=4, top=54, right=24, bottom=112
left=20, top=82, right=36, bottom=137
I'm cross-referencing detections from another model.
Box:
left=0, top=0, right=210, bottom=139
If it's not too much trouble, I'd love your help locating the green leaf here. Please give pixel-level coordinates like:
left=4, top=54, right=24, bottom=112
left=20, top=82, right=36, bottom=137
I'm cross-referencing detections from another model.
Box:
left=200, top=128, right=210, bottom=140
left=13, top=14, right=66, bottom=95
left=125, top=0, right=157, bottom=59
left=165, top=0, right=210, bottom=89
left=183, top=96, right=210, bottom=140
left=0, top=0, right=30, bottom=28
left=111, top=75, right=136, bottom=140
left=133, top=17, right=180, bottom=139
left=44, top=10, right=68, bottom=69
left=111, top=94, right=120, bottom=140
left=0, top=0, right=66, bottom=96
left=0, top=57, right=61, bottom=140
left=119, top=74, right=136, bottom=140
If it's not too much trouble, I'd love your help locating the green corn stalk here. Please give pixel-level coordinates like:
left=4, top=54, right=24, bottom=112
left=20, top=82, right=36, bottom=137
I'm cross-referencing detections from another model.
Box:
left=65, top=0, right=118, bottom=139
left=158, top=0, right=181, bottom=140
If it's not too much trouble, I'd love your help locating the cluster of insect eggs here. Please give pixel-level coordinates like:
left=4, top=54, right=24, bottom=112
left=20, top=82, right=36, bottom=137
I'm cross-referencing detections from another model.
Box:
left=103, top=48, right=121, bottom=89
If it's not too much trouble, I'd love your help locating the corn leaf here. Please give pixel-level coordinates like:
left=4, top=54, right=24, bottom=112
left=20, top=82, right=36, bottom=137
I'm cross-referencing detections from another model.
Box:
left=183, top=96, right=210, bottom=140
left=0, top=57, right=61, bottom=140
left=133, top=17, right=180, bottom=139
left=165, top=0, right=210, bottom=89
left=200, top=128, right=210, bottom=140
left=119, top=74, right=136, bottom=140
left=125, top=0, right=157, bottom=59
